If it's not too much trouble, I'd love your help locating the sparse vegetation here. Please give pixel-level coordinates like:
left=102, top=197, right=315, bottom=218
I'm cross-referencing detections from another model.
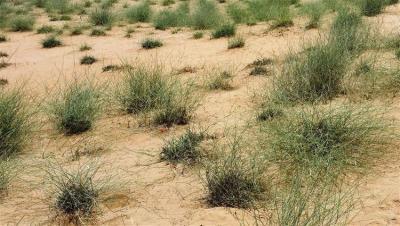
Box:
left=116, top=66, right=198, bottom=126
left=212, top=23, right=236, bottom=39
left=0, top=89, right=32, bottom=158
left=206, top=70, right=233, bottom=90
left=47, top=80, right=102, bottom=135
left=80, top=55, right=97, bottom=65
left=205, top=135, right=265, bottom=208
left=160, top=129, right=204, bottom=164
left=9, top=15, right=35, bottom=32
left=42, top=36, right=62, bottom=48
left=263, top=105, right=391, bottom=175
left=193, top=31, right=204, bottom=39
left=79, top=43, right=92, bottom=51
left=228, top=36, right=245, bottom=49
left=141, top=38, right=163, bottom=49
left=125, top=1, right=151, bottom=23
left=46, top=161, right=111, bottom=222
left=90, top=9, right=113, bottom=27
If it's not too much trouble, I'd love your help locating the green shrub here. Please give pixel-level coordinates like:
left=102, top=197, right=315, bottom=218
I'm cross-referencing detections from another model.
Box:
left=79, top=43, right=91, bottom=51
left=330, top=10, right=367, bottom=56
left=90, top=9, right=113, bottom=26
left=42, top=36, right=62, bottom=48
left=48, top=81, right=102, bottom=135
left=270, top=43, right=347, bottom=104
left=193, top=31, right=203, bottom=39
left=9, top=15, right=35, bottom=32
left=46, top=161, right=111, bottom=221
left=264, top=105, right=392, bottom=174
left=257, top=104, right=283, bottom=121
left=212, top=23, right=236, bottom=39
left=153, top=2, right=189, bottom=30
left=0, top=34, right=6, bottom=42
left=226, top=2, right=250, bottom=24
left=228, top=36, right=245, bottom=49
left=125, top=1, right=151, bottom=23
left=206, top=70, right=233, bottom=90
left=37, top=25, right=55, bottom=34
left=141, top=38, right=163, bottom=49
left=45, top=0, right=73, bottom=14
left=205, top=137, right=265, bottom=208
left=116, top=67, right=198, bottom=126
left=191, top=0, right=222, bottom=29
left=162, top=0, right=174, bottom=6
left=0, top=89, right=32, bottom=158
left=80, top=55, right=97, bottom=65
left=360, top=0, right=384, bottom=16
left=301, top=1, right=326, bottom=29
left=160, top=129, right=204, bottom=164
left=90, top=28, right=106, bottom=36
left=250, top=66, right=268, bottom=76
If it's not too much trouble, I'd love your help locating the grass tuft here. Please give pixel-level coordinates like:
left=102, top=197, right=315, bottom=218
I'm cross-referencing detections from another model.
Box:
left=80, top=56, right=97, bottom=65
left=0, top=88, right=32, bottom=158
left=42, top=36, right=62, bottom=48
left=141, top=38, right=163, bottom=49
left=47, top=80, right=102, bottom=135
left=160, top=129, right=204, bottom=164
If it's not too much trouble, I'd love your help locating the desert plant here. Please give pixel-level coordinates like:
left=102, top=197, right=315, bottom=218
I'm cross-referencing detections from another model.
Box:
left=160, top=129, right=204, bottom=164
left=257, top=103, right=283, bottom=121
left=0, top=160, right=16, bottom=194
left=79, top=43, right=92, bottom=51
left=0, top=89, right=32, bottom=158
left=193, top=31, right=203, bottom=39
left=89, top=8, right=113, bottom=27
left=45, top=161, right=112, bottom=222
left=228, top=36, right=245, bottom=49
left=116, top=66, right=198, bottom=126
left=48, top=80, right=102, bottom=135
left=37, top=25, right=55, bottom=34
left=9, top=15, right=35, bottom=31
left=205, top=134, right=265, bottom=208
left=226, top=2, right=251, bottom=24
left=269, top=43, right=348, bottom=104
left=90, top=28, right=106, bottom=36
left=42, top=36, right=62, bottom=48
left=80, top=55, right=97, bottom=65
left=45, top=0, right=73, bottom=14
left=141, top=38, right=163, bottom=49
left=125, top=0, right=151, bottom=23
left=212, top=23, right=236, bottom=39
left=250, top=66, right=268, bottom=76
left=153, top=2, right=189, bottom=30
left=0, top=34, right=6, bottom=42
left=206, top=70, right=233, bottom=90
left=301, top=1, right=326, bottom=29
left=263, top=105, right=392, bottom=175
left=191, top=0, right=222, bottom=29
left=360, top=0, right=384, bottom=16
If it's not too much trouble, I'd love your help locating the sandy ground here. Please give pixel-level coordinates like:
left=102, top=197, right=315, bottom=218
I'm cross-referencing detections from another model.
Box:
left=0, top=3, right=400, bottom=226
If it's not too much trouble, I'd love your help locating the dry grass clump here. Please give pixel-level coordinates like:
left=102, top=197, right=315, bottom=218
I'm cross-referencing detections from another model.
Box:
left=0, top=88, right=32, bottom=159
left=205, top=70, right=234, bottom=90
left=116, top=66, right=198, bottom=126
left=47, top=80, right=102, bottom=135
left=0, top=159, right=17, bottom=195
